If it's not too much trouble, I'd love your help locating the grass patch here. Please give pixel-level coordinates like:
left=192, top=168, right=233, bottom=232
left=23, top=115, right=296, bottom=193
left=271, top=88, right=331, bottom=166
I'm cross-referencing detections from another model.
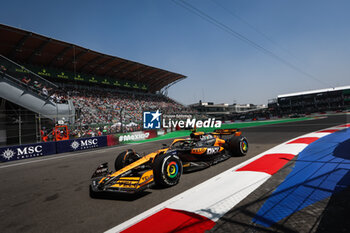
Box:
left=126, top=117, right=313, bottom=144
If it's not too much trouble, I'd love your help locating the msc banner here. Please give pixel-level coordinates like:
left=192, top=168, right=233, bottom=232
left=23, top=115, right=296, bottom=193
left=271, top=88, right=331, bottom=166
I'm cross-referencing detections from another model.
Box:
left=0, top=142, right=56, bottom=162
left=56, top=136, right=107, bottom=154
left=0, top=131, right=161, bottom=163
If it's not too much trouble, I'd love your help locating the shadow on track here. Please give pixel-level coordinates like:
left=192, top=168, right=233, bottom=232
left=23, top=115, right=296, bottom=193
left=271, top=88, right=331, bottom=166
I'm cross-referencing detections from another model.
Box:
left=314, top=177, right=350, bottom=233
left=314, top=139, right=350, bottom=233
left=89, top=187, right=152, bottom=201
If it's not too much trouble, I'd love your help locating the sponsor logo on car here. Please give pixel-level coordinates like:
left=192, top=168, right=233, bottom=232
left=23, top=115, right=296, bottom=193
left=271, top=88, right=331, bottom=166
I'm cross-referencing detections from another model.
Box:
left=140, top=174, right=153, bottom=184
left=191, top=148, right=207, bottom=154
left=115, top=181, right=138, bottom=188
left=206, top=147, right=220, bottom=155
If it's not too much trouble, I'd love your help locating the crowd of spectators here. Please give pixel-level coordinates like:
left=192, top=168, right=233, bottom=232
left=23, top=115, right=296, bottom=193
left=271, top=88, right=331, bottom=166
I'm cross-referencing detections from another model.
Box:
left=64, top=87, right=194, bottom=136
left=1, top=58, right=195, bottom=137
left=37, top=86, right=196, bottom=139
left=70, top=89, right=187, bottom=120
left=1, top=57, right=200, bottom=140
left=50, top=90, right=68, bottom=104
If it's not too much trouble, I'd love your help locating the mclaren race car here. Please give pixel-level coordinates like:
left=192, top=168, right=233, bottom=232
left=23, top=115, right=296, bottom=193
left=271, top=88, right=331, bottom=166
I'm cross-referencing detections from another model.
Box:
left=90, top=129, right=248, bottom=195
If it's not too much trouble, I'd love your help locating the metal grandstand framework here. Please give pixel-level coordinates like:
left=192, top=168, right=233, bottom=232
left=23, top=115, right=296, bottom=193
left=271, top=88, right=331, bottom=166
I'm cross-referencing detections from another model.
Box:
left=0, top=24, right=186, bottom=93
left=278, top=85, right=350, bottom=98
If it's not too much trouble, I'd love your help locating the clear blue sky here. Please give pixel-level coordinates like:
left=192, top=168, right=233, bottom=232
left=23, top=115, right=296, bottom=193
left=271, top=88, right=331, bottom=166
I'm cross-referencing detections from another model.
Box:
left=1, top=0, right=350, bottom=105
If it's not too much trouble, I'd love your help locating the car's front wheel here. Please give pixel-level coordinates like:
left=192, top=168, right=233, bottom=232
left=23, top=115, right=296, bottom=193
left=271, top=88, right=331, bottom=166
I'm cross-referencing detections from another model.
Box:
left=114, top=149, right=141, bottom=171
left=153, top=153, right=183, bottom=187
left=227, top=136, right=248, bottom=156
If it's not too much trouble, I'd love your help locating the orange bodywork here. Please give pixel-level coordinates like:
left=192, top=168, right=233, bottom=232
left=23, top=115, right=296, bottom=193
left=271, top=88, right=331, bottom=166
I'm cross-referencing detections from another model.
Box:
left=109, top=170, right=154, bottom=189
left=98, top=148, right=168, bottom=189
left=214, top=138, right=226, bottom=147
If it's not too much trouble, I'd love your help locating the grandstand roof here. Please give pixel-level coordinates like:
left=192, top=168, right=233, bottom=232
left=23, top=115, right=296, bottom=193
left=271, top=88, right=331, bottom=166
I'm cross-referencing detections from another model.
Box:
left=0, top=24, right=186, bottom=92
left=278, top=85, right=350, bottom=98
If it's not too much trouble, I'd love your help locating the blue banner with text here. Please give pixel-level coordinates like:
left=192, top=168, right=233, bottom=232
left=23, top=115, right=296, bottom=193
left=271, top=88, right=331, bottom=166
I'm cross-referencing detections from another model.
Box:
left=0, top=142, right=56, bottom=162
left=56, top=136, right=107, bottom=154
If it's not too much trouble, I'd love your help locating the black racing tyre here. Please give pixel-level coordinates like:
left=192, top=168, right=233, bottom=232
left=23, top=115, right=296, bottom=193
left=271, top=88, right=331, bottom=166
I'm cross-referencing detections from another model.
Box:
left=153, top=153, right=183, bottom=187
left=89, top=185, right=97, bottom=198
left=227, top=136, right=248, bottom=156
left=114, top=149, right=140, bottom=171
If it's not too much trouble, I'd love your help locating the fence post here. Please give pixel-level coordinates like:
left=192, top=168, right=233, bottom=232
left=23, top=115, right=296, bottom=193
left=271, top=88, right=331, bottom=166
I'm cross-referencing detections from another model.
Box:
left=18, top=109, right=22, bottom=145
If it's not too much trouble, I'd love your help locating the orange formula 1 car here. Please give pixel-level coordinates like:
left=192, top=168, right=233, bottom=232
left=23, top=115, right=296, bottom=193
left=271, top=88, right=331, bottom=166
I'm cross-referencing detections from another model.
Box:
left=90, top=129, right=248, bottom=195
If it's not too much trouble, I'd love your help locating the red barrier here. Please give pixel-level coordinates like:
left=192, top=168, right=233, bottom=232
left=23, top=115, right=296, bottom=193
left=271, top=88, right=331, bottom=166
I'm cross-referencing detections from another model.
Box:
left=107, top=134, right=119, bottom=146
left=144, top=130, right=157, bottom=139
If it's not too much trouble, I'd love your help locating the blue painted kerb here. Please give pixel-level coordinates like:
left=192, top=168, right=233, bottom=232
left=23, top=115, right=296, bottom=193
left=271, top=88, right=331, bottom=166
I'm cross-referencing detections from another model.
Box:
left=253, top=128, right=350, bottom=227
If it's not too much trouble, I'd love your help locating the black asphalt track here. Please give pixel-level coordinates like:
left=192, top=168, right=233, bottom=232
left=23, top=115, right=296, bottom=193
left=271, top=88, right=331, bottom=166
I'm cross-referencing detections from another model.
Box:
left=0, top=114, right=348, bottom=233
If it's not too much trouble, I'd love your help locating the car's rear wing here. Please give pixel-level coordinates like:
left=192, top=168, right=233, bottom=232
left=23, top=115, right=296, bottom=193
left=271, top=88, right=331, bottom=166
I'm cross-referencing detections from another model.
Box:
left=213, top=128, right=242, bottom=136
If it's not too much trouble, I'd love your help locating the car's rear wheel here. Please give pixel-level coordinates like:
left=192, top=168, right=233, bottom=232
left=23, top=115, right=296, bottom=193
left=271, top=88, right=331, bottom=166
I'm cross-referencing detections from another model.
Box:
left=153, top=153, right=183, bottom=187
left=227, top=136, right=248, bottom=156
left=114, top=149, right=141, bottom=171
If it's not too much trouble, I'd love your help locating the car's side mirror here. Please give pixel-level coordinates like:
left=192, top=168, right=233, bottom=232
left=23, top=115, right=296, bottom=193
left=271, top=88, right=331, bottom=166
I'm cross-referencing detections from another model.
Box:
left=162, top=144, right=168, bottom=148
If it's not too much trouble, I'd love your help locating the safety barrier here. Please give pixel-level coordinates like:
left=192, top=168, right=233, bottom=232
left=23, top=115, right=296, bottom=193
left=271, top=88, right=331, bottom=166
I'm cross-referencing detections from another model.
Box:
left=56, top=136, right=108, bottom=154
left=0, top=129, right=163, bottom=162
left=0, top=141, right=56, bottom=162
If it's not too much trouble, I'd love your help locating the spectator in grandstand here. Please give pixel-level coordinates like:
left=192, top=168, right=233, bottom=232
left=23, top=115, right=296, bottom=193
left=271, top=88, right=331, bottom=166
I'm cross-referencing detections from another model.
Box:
left=40, top=126, right=49, bottom=142
left=50, top=93, right=57, bottom=102
left=49, top=91, right=66, bottom=104
left=0, top=65, right=7, bottom=73
left=21, top=76, right=31, bottom=85
left=33, top=80, right=41, bottom=90
left=42, top=86, right=48, bottom=96
left=40, top=86, right=53, bottom=97
left=97, top=128, right=102, bottom=136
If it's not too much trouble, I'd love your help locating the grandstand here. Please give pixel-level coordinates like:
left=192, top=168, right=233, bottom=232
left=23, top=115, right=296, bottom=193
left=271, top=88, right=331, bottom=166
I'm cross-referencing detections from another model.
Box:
left=0, top=24, right=188, bottom=146
left=189, top=102, right=231, bottom=118
left=268, top=86, right=350, bottom=115
left=190, top=101, right=268, bottom=121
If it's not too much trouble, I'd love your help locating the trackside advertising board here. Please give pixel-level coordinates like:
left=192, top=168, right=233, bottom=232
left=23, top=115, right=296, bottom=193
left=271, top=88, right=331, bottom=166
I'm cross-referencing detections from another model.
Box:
left=56, top=136, right=107, bottom=153
left=106, top=130, right=159, bottom=146
left=118, top=130, right=157, bottom=143
left=0, top=130, right=161, bottom=163
left=0, top=142, right=56, bottom=162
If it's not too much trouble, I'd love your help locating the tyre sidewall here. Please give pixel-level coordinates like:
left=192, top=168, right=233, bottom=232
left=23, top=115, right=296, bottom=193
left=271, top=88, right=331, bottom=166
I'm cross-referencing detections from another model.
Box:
left=115, top=149, right=141, bottom=171
left=238, top=136, right=248, bottom=155
left=228, top=136, right=248, bottom=156
left=155, top=154, right=182, bottom=186
left=114, top=151, right=126, bottom=171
